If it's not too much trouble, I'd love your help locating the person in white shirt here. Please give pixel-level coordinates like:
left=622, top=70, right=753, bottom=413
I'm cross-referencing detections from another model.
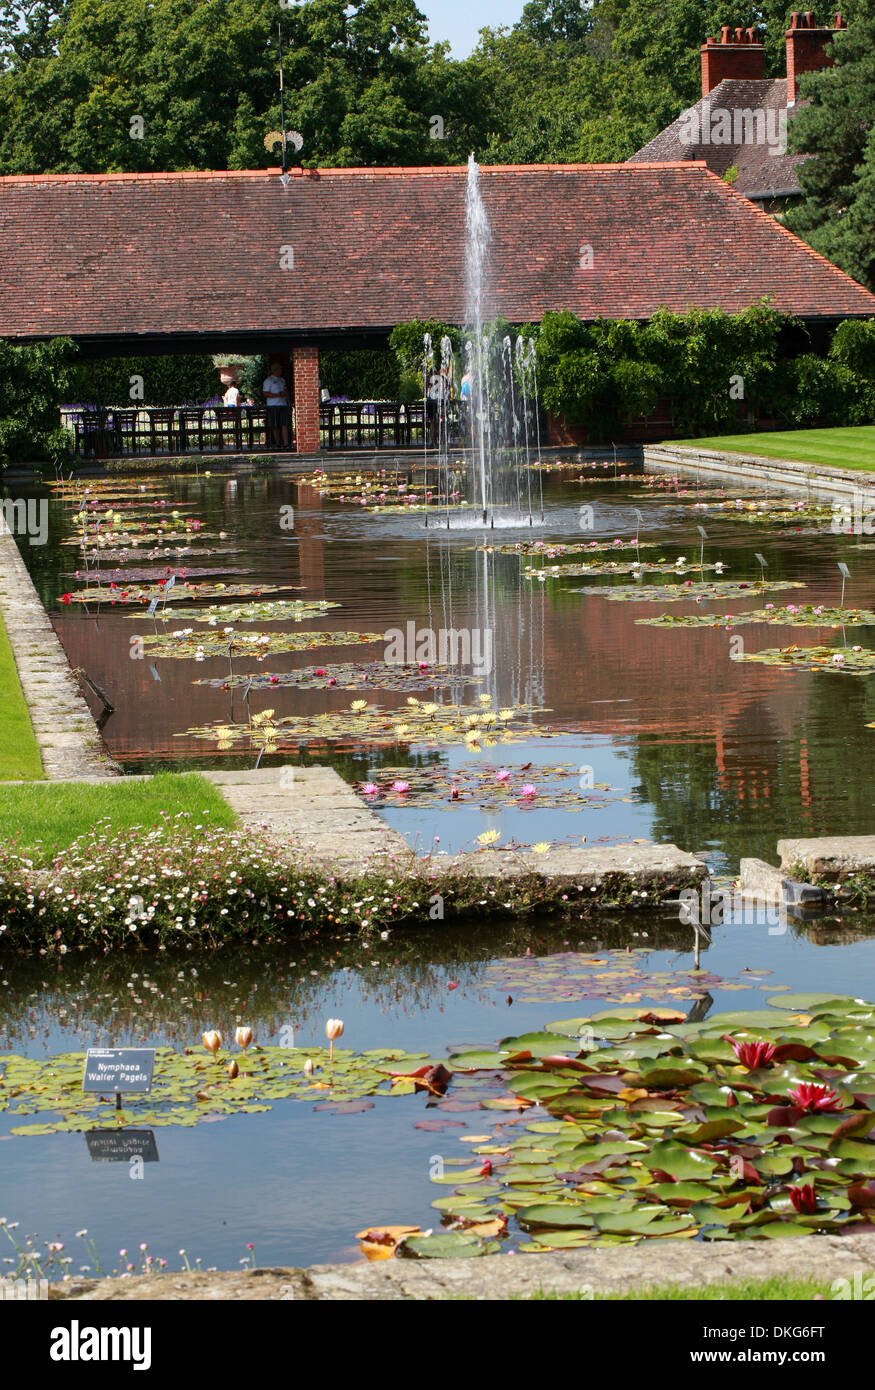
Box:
left=263, top=362, right=289, bottom=448
left=223, top=382, right=241, bottom=407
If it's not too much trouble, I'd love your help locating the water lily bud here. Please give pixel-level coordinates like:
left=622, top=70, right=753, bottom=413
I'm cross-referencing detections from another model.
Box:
left=325, top=1018, right=344, bottom=1062
left=303, top=1058, right=314, bottom=1076
left=235, top=1026, right=253, bottom=1051
left=202, top=1030, right=222, bottom=1055
left=227, top=1059, right=239, bottom=1079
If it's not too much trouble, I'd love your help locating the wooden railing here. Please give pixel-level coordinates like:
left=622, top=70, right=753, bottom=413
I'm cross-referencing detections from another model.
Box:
left=63, top=406, right=287, bottom=458
left=62, top=400, right=465, bottom=457
left=318, top=401, right=462, bottom=450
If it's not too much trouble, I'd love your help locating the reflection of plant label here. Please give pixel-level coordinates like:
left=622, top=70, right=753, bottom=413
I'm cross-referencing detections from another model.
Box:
left=86, top=1130, right=159, bottom=1163
left=82, top=1048, right=156, bottom=1094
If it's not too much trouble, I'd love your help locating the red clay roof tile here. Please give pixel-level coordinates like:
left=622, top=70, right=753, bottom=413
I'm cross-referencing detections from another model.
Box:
left=0, top=163, right=871, bottom=343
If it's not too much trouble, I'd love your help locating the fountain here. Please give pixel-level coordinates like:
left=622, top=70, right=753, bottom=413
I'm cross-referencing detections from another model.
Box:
left=423, top=156, right=546, bottom=530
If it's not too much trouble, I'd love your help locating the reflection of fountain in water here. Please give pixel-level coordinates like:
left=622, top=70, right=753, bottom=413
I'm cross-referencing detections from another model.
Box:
left=424, top=156, right=546, bottom=530
left=424, top=534, right=546, bottom=721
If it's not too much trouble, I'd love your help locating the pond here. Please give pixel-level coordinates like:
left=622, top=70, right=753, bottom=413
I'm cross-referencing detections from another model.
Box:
left=17, top=464, right=875, bottom=871
left=2, top=910, right=874, bottom=1274
left=4, top=459, right=875, bottom=1275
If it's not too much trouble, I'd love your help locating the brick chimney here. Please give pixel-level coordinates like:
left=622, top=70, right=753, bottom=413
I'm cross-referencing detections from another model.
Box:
left=786, top=11, right=847, bottom=105
left=701, top=25, right=764, bottom=96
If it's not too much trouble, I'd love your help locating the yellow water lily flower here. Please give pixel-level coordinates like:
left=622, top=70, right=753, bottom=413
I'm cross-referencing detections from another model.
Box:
left=350, top=699, right=368, bottom=712
left=406, top=696, right=420, bottom=706
left=531, top=842, right=551, bottom=854
left=478, top=694, right=493, bottom=705
left=394, top=724, right=410, bottom=737
left=498, top=709, right=515, bottom=721
left=478, top=829, right=500, bottom=846
left=422, top=703, right=438, bottom=716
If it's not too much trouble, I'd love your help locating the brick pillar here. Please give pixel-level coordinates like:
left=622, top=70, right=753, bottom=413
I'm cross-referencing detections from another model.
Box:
left=292, top=346, right=321, bottom=454
left=785, top=12, right=845, bottom=105
left=700, top=28, right=764, bottom=96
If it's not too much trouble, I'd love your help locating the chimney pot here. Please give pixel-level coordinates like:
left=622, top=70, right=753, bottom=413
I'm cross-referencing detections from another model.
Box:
left=834, top=11, right=844, bottom=27
left=701, top=23, right=765, bottom=95
left=804, top=11, right=816, bottom=26
left=789, top=11, right=801, bottom=28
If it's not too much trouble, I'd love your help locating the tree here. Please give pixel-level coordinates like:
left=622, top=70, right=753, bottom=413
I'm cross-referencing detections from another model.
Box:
left=0, top=0, right=453, bottom=173
left=784, top=0, right=875, bottom=291
left=0, top=336, right=76, bottom=465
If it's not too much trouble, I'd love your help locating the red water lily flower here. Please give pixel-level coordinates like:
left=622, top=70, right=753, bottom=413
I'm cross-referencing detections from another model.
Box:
left=60, top=593, right=73, bottom=604
left=788, top=1183, right=817, bottom=1214
left=787, top=1082, right=843, bottom=1113
left=727, top=1037, right=776, bottom=1071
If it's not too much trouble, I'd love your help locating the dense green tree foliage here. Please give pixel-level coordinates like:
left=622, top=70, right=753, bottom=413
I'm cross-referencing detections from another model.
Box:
left=0, top=336, right=77, bottom=464
left=534, top=305, right=875, bottom=440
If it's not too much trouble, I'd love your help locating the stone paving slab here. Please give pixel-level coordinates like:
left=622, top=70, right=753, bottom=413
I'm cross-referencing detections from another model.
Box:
left=53, top=1230, right=875, bottom=1300
left=203, top=767, right=412, bottom=873
left=739, top=857, right=825, bottom=905
left=778, top=836, right=875, bottom=879
left=449, top=843, right=707, bottom=888
left=0, top=528, right=116, bottom=780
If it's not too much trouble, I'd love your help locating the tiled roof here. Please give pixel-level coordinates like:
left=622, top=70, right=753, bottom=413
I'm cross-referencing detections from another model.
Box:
left=0, top=162, right=872, bottom=343
left=628, top=80, right=808, bottom=199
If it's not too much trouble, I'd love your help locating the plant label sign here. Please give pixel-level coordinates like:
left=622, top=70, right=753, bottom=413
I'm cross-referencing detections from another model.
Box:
left=82, top=1048, right=155, bottom=1096
left=85, top=1130, right=159, bottom=1163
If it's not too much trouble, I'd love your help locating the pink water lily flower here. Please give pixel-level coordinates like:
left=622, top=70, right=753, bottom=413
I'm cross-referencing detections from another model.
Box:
left=727, top=1037, right=776, bottom=1070
left=361, top=783, right=379, bottom=796
left=392, top=780, right=410, bottom=794
left=495, top=769, right=511, bottom=783
left=787, top=1082, right=843, bottom=1112
left=520, top=784, right=537, bottom=799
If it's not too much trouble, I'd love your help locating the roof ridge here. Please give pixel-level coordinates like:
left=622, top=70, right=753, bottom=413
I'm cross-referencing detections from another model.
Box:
left=0, top=161, right=712, bottom=185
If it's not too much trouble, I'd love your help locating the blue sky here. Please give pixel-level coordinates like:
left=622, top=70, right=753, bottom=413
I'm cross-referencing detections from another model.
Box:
left=418, top=0, right=525, bottom=56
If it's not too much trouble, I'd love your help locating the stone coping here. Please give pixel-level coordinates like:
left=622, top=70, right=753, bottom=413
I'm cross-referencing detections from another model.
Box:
left=778, top=836, right=875, bottom=879
left=0, top=529, right=116, bottom=780
left=645, top=443, right=875, bottom=502
left=51, top=1231, right=875, bottom=1300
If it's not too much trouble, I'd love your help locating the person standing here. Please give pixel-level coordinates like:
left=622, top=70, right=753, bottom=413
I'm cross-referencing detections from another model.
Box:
left=263, top=361, right=289, bottom=449
left=426, top=367, right=444, bottom=448
left=459, top=367, right=473, bottom=442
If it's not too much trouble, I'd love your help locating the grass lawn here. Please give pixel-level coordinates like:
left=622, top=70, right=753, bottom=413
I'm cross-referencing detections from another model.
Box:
left=523, top=1276, right=833, bottom=1300
left=0, top=610, right=43, bottom=781
left=0, top=772, right=237, bottom=864
left=669, top=425, right=875, bottom=473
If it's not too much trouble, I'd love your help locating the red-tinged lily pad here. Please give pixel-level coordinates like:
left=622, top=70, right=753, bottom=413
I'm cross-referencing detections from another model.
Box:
left=414, top=1119, right=467, bottom=1132
left=312, top=1100, right=375, bottom=1114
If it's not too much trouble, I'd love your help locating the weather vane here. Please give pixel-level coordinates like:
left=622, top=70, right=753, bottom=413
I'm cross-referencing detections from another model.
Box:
left=266, top=23, right=303, bottom=185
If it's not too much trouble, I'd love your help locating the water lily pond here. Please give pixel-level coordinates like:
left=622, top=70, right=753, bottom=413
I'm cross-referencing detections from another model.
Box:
left=2, top=912, right=875, bottom=1272
left=21, top=464, right=875, bottom=867
left=5, top=460, right=875, bottom=1275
